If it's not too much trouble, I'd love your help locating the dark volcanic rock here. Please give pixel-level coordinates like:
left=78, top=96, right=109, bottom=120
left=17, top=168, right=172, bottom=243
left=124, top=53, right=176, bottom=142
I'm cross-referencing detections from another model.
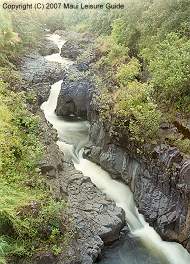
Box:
left=61, top=39, right=84, bottom=60
left=61, top=164, right=125, bottom=263
left=19, top=42, right=125, bottom=263
left=29, top=82, right=51, bottom=106
left=60, top=32, right=98, bottom=71
left=19, top=30, right=190, bottom=263
left=85, top=120, right=190, bottom=252
left=16, top=111, right=125, bottom=264
left=20, top=51, right=66, bottom=112
left=56, top=67, right=94, bottom=118
left=20, top=52, right=65, bottom=84
left=53, top=30, right=190, bottom=253
left=34, top=253, right=56, bottom=264
left=85, top=143, right=137, bottom=183
left=76, top=48, right=98, bottom=72
left=178, top=159, right=190, bottom=193
left=37, top=114, right=125, bottom=264
left=60, top=33, right=94, bottom=61
left=38, top=38, right=59, bottom=56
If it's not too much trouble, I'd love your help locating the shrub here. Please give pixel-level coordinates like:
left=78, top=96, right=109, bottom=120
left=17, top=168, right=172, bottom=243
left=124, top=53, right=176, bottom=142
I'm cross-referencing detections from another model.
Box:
left=0, top=12, right=14, bottom=49
left=0, top=83, right=42, bottom=182
left=0, top=67, right=22, bottom=90
left=116, top=58, right=141, bottom=86
left=106, top=42, right=128, bottom=66
left=114, top=81, right=151, bottom=114
left=113, top=81, right=161, bottom=142
left=95, top=30, right=129, bottom=75
left=111, top=18, right=127, bottom=45
left=173, top=138, right=190, bottom=154
left=97, top=36, right=129, bottom=65
left=0, top=80, right=69, bottom=261
left=128, top=102, right=161, bottom=142
left=142, top=33, right=190, bottom=103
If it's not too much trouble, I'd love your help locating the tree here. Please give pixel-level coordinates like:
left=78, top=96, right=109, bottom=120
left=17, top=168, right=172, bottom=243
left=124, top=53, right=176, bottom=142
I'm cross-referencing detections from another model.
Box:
left=142, top=33, right=190, bottom=103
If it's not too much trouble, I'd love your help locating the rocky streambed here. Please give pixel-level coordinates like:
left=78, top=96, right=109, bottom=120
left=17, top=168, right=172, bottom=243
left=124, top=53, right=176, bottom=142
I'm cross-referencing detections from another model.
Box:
left=19, top=33, right=127, bottom=264
left=19, top=31, right=190, bottom=264
left=53, top=32, right=190, bottom=255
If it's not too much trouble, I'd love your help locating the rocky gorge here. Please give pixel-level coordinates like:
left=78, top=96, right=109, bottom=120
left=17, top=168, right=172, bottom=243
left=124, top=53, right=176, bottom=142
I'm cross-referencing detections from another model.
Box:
left=54, top=31, right=190, bottom=255
left=17, top=30, right=190, bottom=264
left=19, top=33, right=126, bottom=264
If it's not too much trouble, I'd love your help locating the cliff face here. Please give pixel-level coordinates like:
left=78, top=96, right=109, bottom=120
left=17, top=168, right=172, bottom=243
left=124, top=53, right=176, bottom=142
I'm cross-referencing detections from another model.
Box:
left=37, top=117, right=125, bottom=264
left=85, top=119, right=190, bottom=251
left=55, top=34, right=190, bottom=252
left=19, top=35, right=126, bottom=264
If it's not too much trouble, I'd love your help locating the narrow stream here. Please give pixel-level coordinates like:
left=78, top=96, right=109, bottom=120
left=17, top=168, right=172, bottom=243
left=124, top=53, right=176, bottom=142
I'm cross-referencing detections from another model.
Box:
left=41, top=34, right=190, bottom=264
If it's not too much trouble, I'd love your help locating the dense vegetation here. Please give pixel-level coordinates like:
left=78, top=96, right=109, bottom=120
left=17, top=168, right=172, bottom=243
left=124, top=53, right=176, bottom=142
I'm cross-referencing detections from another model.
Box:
left=0, top=78, right=70, bottom=263
left=0, top=8, right=69, bottom=264
left=0, top=0, right=190, bottom=262
left=63, top=0, right=190, bottom=151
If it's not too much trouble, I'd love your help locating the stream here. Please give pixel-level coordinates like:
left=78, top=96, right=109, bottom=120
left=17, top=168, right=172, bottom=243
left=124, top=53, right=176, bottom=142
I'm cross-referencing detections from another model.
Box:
left=41, top=34, right=190, bottom=264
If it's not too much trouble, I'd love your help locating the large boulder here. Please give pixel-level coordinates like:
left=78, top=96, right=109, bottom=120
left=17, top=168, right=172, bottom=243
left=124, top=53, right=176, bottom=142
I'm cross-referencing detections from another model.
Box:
left=20, top=51, right=66, bottom=112
left=61, top=39, right=85, bottom=60
left=38, top=38, right=59, bottom=56
left=60, top=33, right=94, bottom=61
left=60, top=163, right=125, bottom=263
left=56, top=67, right=94, bottom=118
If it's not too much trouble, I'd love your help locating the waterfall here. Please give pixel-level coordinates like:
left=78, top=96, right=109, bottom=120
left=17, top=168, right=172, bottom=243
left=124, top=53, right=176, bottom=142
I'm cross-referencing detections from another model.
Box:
left=41, top=33, right=190, bottom=264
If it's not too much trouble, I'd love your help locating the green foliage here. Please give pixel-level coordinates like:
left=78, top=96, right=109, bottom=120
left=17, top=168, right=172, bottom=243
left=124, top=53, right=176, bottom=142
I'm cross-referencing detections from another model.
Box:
left=51, top=245, right=62, bottom=256
left=100, top=81, right=161, bottom=143
left=0, top=11, right=14, bottom=48
left=107, top=42, right=128, bottom=65
left=128, top=103, right=161, bottom=143
left=111, top=18, right=127, bottom=45
left=11, top=11, right=43, bottom=48
left=142, top=33, right=190, bottom=103
left=0, top=5, right=189, bottom=262
left=0, top=237, right=10, bottom=256
left=0, top=5, right=88, bottom=263
left=83, top=0, right=190, bottom=146
left=0, top=11, right=19, bottom=67
left=71, top=2, right=123, bottom=36
left=139, top=0, right=190, bottom=48
left=167, top=133, right=190, bottom=155
left=0, top=79, right=69, bottom=261
left=0, top=9, right=43, bottom=67
left=0, top=199, right=67, bottom=260
left=81, top=0, right=190, bottom=109
left=173, top=138, right=190, bottom=154
left=114, top=81, right=161, bottom=142
left=96, top=36, right=129, bottom=71
left=42, top=10, right=65, bottom=32
left=116, top=58, right=141, bottom=86
left=0, top=83, right=42, bottom=182
left=0, top=67, right=22, bottom=90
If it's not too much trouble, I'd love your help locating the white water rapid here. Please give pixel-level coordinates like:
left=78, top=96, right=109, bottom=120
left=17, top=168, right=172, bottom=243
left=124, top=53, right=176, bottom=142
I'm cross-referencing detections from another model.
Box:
left=41, top=34, right=190, bottom=264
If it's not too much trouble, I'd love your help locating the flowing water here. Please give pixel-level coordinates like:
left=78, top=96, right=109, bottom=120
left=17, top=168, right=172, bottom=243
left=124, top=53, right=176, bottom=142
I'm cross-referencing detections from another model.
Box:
left=41, top=34, right=190, bottom=264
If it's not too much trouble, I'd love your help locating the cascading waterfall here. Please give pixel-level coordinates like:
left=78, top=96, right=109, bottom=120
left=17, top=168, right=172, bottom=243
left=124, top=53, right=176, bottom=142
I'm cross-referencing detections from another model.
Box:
left=41, top=34, right=190, bottom=264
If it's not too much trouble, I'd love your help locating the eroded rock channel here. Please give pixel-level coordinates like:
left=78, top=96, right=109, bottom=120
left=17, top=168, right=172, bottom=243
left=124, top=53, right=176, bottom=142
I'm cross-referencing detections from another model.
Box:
left=20, top=32, right=190, bottom=264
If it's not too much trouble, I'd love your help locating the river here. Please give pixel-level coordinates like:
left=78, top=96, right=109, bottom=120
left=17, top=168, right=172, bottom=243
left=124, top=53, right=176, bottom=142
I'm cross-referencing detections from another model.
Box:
left=41, top=33, right=190, bottom=264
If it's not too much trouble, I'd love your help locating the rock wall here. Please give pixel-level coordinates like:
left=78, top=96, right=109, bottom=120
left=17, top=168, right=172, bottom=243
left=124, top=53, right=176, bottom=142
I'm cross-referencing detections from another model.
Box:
left=85, top=120, right=190, bottom=251
left=55, top=33, right=190, bottom=253
left=19, top=35, right=126, bottom=264
left=35, top=114, right=125, bottom=264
